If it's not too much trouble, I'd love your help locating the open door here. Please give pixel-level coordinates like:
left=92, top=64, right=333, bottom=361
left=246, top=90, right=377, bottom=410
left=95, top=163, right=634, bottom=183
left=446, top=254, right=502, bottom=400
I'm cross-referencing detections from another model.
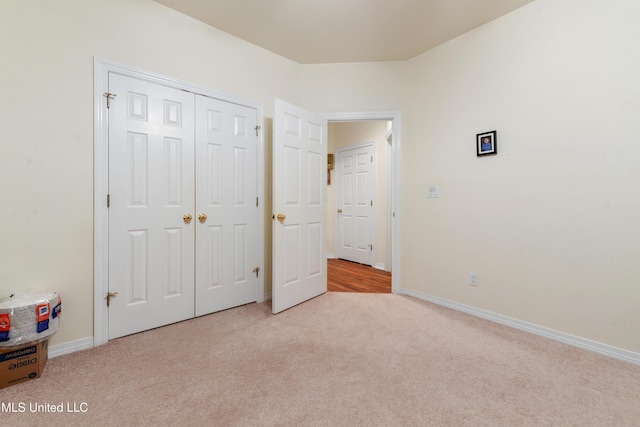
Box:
left=272, top=99, right=327, bottom=314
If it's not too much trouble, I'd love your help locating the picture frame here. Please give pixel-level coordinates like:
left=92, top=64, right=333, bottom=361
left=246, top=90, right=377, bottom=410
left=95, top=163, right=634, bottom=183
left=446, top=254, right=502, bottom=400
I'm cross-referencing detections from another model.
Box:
left=476, top=130, right=497, bottom=156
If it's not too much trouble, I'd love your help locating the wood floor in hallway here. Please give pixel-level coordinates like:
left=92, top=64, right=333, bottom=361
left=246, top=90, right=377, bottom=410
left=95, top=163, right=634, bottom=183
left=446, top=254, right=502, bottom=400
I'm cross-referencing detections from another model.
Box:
left=327, top=258, right=391, bottom=293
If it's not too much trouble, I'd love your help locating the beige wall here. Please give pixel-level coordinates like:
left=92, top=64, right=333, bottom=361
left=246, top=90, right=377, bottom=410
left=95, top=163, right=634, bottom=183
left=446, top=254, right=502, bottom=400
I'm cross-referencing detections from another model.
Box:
left=327, top=122, right=390, bottom=270
left=0, top=0, right=299, bottom=347
left=2, top=0, right=640, bottom=356
left=300, top=62, right=407, bottom=113
left=401, top=0, right=640, bottom=352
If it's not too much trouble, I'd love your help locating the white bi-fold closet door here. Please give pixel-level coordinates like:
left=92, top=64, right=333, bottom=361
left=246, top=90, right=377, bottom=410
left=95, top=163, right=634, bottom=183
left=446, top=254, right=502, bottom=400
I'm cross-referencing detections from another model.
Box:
left=107, top=73, right=259, bottom=339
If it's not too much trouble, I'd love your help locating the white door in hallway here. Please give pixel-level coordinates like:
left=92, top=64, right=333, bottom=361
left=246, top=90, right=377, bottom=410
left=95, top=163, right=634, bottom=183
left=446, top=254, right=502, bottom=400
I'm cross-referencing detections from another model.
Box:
left=108, top=73, right=196, bottom=339
left=272, top=99, right=327, bottom=314
left=335, top=143, right=374, bottom=266
left=195, top=96, right=259, bottom=316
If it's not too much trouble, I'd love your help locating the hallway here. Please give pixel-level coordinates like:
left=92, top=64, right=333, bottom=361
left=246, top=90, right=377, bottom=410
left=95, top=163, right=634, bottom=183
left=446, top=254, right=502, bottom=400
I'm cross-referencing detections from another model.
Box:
left=327, top=258, right=391, bottom=293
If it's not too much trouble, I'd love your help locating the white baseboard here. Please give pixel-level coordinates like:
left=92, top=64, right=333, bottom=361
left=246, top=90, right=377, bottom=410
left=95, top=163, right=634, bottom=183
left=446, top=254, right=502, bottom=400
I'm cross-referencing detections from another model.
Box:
left=402, top=289, right=640, bottom=367
left=48, top=337, right=94, bottom=359
left=327, top=253, right=336, bottom=259
left=264, top=292, right=272, bottom=301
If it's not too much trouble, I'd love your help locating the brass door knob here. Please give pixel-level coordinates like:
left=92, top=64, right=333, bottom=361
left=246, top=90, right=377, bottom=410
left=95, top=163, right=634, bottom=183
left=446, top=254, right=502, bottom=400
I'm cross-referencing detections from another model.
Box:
left=198, top=213, right=207, bottom=223
left=183, top=213, right=193, bottom=223
left=337, top=209, right=342, bottom=213
left=276, top=213, right=286, bottom=222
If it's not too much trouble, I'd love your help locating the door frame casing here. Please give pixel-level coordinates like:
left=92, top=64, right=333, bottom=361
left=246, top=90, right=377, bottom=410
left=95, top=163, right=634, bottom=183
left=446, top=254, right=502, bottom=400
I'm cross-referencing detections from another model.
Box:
left=334, top=141, right=376, bottom=267
left=93, top=57, right=265, bottom=346
left=322, top=111, right=402, bottom=294
left=385, top=128, right=393, bottom=272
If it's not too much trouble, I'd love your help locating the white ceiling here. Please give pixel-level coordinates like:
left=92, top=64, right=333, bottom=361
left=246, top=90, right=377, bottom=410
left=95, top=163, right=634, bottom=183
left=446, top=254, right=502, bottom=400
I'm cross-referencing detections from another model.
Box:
left=154, top=0, right=536, bottom=64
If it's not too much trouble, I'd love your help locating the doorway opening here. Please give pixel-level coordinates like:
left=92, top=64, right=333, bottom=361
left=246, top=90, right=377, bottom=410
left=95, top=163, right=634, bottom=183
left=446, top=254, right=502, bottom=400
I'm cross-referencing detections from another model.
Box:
left=324, top=114, right=401, bottom=295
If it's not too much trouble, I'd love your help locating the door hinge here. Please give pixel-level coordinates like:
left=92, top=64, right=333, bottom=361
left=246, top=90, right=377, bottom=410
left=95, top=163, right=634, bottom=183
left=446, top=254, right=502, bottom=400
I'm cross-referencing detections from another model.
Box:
left=107, top=194, right=110, bottom=208
left=104, top=92, right=117, bottom=108
left=255, top=125, right=261, bottom=136
left=252, top=266, right=261, bottom=277
left=371, top=155, right=373, bottom=163
left=368, top=244, right=373, bottom=251
left=371, top=200, right=373, bottom=207
left=256, top=197, right=259, bottom=207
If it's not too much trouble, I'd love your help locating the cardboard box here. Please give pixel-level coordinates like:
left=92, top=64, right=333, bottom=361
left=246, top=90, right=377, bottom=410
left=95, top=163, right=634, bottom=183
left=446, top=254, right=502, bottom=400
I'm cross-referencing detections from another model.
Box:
left=0, top=339, right=48, bottom=389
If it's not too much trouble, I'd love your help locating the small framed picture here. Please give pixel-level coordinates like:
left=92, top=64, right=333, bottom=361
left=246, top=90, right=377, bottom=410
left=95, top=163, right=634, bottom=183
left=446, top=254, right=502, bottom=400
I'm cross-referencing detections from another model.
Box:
left=476, top=130, right=497, bottom=156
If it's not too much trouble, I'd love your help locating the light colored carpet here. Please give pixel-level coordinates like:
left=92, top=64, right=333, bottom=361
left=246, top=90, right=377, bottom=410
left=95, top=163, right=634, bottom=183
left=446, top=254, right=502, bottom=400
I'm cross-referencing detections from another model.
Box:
left=1, top=293, right=639, bottom=426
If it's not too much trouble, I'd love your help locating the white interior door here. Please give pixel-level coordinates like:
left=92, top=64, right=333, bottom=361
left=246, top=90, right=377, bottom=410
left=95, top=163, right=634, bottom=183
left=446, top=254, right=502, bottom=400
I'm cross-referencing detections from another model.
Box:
left=272, top=99, right=327, bottom=314
left=195, top=96, right=259, bottom=316
left=107, top=72, right=260, bottom=339
left=335, top=143, right=374, bottom=266
left=108, top=73, right=195, bottom=339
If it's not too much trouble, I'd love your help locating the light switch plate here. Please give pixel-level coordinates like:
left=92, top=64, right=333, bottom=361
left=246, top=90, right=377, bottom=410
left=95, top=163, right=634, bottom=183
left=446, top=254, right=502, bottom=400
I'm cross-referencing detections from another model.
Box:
left=469, top=272, right=479, bottom=286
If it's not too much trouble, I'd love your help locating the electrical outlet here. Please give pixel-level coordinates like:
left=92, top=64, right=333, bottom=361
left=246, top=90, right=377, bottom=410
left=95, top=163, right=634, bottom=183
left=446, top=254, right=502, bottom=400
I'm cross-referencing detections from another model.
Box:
left=469, top=273, right=479, bottom=287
